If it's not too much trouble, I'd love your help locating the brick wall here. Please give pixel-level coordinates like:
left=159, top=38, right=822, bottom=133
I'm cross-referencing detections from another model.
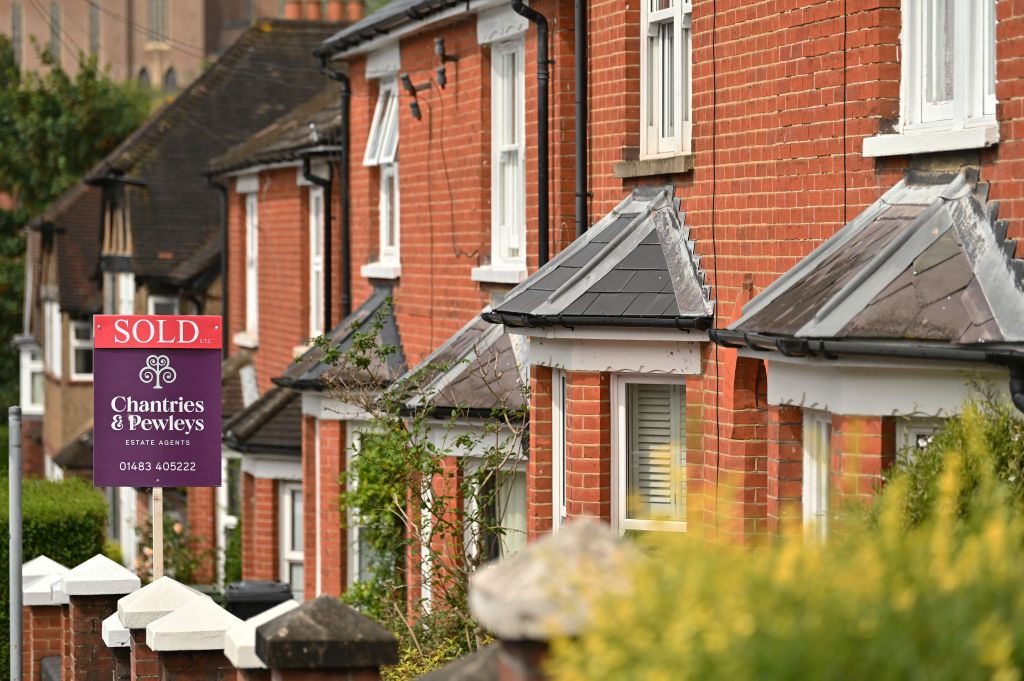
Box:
left=68, top=594, right=120, bottom=681
left=130, top=629, right=159, bottom=681
left=24, top=605, right=63, bottom=681
left=156, top=651, right=236, bottom=681
left=303, top=416, right=346, bottom=598
left=767, top=405, right=803, bottom=536
left=831, top=414, right=896, bottom=508
left=526, top=365, right=554, bottom=539
left=187, top=487, right=217, bottom=583
left=563, top=371, right=611, bottom=522
left=241, top=472, right=278, bottom=580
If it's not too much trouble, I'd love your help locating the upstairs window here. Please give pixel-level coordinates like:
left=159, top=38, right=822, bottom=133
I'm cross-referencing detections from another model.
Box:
left=364, top=79, right=400, bottom=270
left=147, top=0, right=168, bottom=42
left=44, top=301, right=62, bottom=379
left=640, top=0, right=692, bottom=159
left=491, top=39, right=526, bottom=269
left=309, top=185, right=325, bottom=337
left=69, top=321, right=93, bottom=381
left=616, top=379, right=688, bottom=532
left=245, top=193, right=259, bottom=340
left=903, top=0, right=996, bottom=132
left=20, top=345, right=43, bottom=416
left=147, top=295, right=179, bottom=315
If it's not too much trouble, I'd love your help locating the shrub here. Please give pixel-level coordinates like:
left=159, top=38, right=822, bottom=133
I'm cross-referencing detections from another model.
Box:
left=548, top=407, right=1024, bottom=681
left=0, top=477, right=107, bottom=681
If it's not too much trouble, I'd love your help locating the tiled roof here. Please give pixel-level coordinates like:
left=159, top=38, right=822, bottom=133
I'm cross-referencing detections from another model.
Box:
left=54, top=186, right=103, bottom=314
left=41, top=20, right=337, bottom=285
left=273, top=287, right=406, bottom=391
left=222, top=386, right=301, bottom=456
left=719, top=170, right=1024, bottom=357
left=207, top=88, right=341, bottom=175
left=484, top=186, right=713, bottom=329
left=400, top=313, right=526, bottom=416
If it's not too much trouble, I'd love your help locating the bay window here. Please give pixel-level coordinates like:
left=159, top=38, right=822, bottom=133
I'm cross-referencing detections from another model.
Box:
left=803, top=410, right=832, bottom=544
left=280, top=481, right=304, bottom=601
left=640, top=0, right=692, bottom=159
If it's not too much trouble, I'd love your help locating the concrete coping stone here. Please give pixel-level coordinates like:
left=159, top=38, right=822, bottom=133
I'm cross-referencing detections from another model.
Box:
left=146, top=595, right=243, bottom=652
left=24, top=572, right=68, bottom=607
left=64, top=555, right=141, bottom=597
left=224, top=600, right=300, bottom=669
left=102, top=612, right=130, bottom=648
left=23, top=555, right=68, bottom=586
left=255, top=595, right=399, bottom=670
left=117, top=576, right=204, bottom=629
left=468, top=519, right=633, bottom=641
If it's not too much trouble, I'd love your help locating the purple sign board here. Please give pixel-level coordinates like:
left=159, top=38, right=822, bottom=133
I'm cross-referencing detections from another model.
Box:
left=93, top=315, right=222, bottom=487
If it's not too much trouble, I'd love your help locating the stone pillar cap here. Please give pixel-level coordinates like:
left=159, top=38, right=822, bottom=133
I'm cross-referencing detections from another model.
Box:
left=224, top=600, right=300, bottom=669
left=23, top=555, right=68, bottom=586
left=255, top=595, right=399, bottom=670
left=468, top=519, right=632, bottom=641
left=102, top=612, right=130, bottom=648
left=146, top=595, right=243, bottom=652
left=63, top=555, right=141, bottom=597
left=117, top=576, right=204, bottom=629
left=24, top=572, right=68, bottom=606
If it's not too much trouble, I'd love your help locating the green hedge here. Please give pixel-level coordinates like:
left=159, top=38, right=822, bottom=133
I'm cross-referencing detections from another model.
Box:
left=0, top=477, right=107, bottom=681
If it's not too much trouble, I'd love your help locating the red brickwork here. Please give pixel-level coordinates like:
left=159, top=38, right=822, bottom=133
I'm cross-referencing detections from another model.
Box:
left=130, top=629, right=159, bottom=681
left=187, top=486, right=218, bottom=584
left=302, top=417, right=346, bottom=598
left=563, top=371, right=611, bottom=522
left=68, top=594, right=120, bottom=681
left=156, top=650, right=237, bottom=681
left=767, top=405, right=803, bottom=536
left=24, top=605, right=63, bottom=681
left=242, top=473, right=278, bottom=580
left=61, top=605, right=71, bottom=681
left=831, top=414, right=896, bottom=508
left=526, top=365, right=553, bottom=540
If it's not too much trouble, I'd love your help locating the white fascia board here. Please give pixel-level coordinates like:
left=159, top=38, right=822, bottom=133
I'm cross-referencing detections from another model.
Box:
left=226, top=162, right=301, bottom=182
left=762, top=353, right=1009, bottom=416
left=365, top=42, right=401, bottom=79
left=301, top=392, right=373, bottom=421
left=513, top=325, right=708, bottom=343
left=528, top=336, right=703, bottom=375
left=240, top=454, right=302, bottom=482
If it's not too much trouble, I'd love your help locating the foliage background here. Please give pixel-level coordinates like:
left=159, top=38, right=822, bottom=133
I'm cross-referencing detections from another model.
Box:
left=0, top=477, right=107, bottom=681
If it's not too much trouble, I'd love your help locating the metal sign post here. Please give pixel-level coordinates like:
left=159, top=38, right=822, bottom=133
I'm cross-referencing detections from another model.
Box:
left=9, top=406, right=23, bottom=681
left=152, top=487, right=163, bottom=579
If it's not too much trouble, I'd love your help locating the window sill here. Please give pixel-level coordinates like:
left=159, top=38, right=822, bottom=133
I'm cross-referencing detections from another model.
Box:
left=619, top=518, right=688, bottom=533
left=862, top=124, right=999, bottom=158
left=613, top=153, right=694, bottom=179
left=471, top=264, right=528, bottom=285
left=360, top=262, right=401, bottom=280
left=233, top=331, right=259, bottom=349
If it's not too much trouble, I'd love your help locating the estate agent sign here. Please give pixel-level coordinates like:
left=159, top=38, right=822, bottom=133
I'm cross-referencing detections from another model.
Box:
left=93, top=315, right=222, bottom=487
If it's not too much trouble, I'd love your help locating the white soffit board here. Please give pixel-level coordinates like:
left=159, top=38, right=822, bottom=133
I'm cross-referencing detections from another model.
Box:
left=477, top=4, right=528, bottom=44
left=529, top=337, right=702, bottom=375
left=365, top=42, right=401, bottom=79
left=235, top=174, right=259, bottom=194
left=766, top=358, right=1008, bottom=417
left=240, top=454, right=302, bottom=482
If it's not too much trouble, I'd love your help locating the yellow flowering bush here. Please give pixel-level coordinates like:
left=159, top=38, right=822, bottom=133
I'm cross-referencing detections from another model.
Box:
left=548, top=407, right=1024, bottom=681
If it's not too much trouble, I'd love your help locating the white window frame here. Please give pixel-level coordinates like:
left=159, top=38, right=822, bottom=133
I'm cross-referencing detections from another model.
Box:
left=147, top=295, right=179, bottom=316
left=611, top=374, right=688, bottom=534
left=68, top=320, right=93, bottom=382
left=44, top=301, right=62, bottom=379
left=19, top=344, right=43, bottom=416
left=640, top=0, right=692, bottom=159
left=802, top=410, right=832, bottom=544
left=362, top=79, right=401, bottom=272
left=901, top=0, right=996, bottom=133
left=117, top=272, right=135, bottom=315
left=244, top=192, right=259, bottom=341
left=376, top=163, right=400, bottom=267
left=551, top=369, right=567, bottom=531
left=363, top=79, right=399, bottom=167
left=895, top=416, right=945, bottom=465
left=490, top=39, right=526, bottom=270
left=279, top=480, right=304, bottom=601
left=309, top=185, right=325, bottom=337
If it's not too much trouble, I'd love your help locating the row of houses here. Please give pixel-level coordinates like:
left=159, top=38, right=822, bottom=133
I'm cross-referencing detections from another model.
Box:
left=15, top=0, right=1024, bottom=607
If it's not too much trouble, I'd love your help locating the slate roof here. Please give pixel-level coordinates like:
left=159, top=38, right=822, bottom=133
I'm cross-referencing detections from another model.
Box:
left=315, top=0, right=440, bottom=56
left=717, top=170, right=1024, bottom=361
left=207, top=88, right=341, bottom=176
left=49, top=186, right=103, bottom=314
left=400, top=313, right=527, bottom=416
left=41, top=19, right=337, bottom=287
left=53, top=424, right=94, bottom=472
left=484, top=186, right=713, bottom=330
left=223, top=386, right=302, bottom=456
left=273, top=287, right=406, bottom=391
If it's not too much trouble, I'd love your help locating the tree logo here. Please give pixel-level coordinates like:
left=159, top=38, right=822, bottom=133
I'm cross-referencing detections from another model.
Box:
left=139, top=354, right=177, bottom=390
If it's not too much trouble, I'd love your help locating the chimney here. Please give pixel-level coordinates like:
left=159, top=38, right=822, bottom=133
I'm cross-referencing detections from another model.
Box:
left=146, top=597, right=243, bottom=680
left=283, top=0, right=302, bottom=19
left=60, top=555, right=142, bottom=681
left=255, top=595, right=398, bottom=681
left=116, top=576, right=205, bottom=681
left=345, top=0, right=364, bottom=22
left=326, top=0, right=345, bottom=22
left=305, top=0, right=323, bottom=20
left=224, top=600, right=300, bottom=681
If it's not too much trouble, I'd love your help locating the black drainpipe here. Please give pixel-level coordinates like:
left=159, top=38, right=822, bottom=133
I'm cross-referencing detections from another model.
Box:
left=320, top=56, right=353, bottom=319
left=512, top=0, right=550, bottom=266
left=1009, top=365, right=1024, bottom=415
left=206, top=175, right=229, bottom=356
left=302, top=155, right=334, bottom=331
left=575, top=0, right=588, bottom=238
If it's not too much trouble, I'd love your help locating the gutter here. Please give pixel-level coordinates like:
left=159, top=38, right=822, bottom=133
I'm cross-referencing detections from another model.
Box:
left=206, top=176, right=230, bottom=356
left=313, top=0, right=461, bottom=57
left=511, top=0, right=551, bottom=266
left=302, top=155, right=335, bottom=331
left=483, top=310, right=713, bottom=331
left=320, top=56, right=353, bottom=319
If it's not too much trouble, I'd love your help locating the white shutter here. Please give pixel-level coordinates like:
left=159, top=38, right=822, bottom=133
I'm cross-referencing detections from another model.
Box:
left=627, top=383, right=685, bottom=522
